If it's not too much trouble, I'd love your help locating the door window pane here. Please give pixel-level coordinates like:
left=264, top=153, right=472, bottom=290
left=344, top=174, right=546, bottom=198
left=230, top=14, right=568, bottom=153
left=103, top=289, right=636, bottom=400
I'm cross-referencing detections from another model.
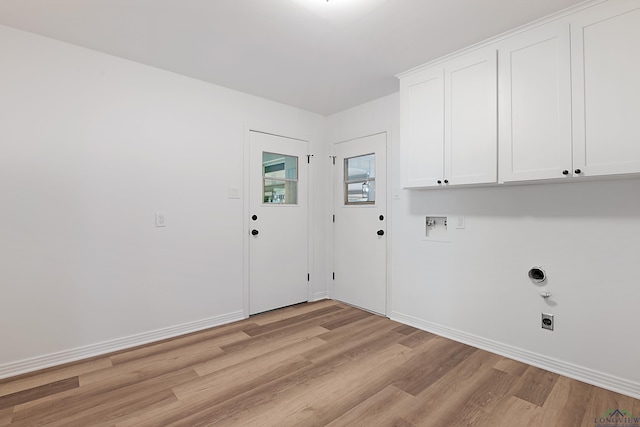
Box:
left=346, top=154, right=375, bottom=180
left=346, top=180, right=376, bottom=204
left=264, top=179, right=298, bottom=204
left=263, top=152, right=298, bottom=204
left=344, top=153, right=375, bottom=205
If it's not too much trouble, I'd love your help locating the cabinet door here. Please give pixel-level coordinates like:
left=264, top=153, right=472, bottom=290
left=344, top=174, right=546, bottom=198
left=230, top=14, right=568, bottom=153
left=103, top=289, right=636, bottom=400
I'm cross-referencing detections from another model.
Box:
left=498, top=22, right=572, bottom=182
left=572, top=0, right=640, bottom=177
left=445, top=48, right=497, bottom=185
left=400, top=67, right=445, bottom=188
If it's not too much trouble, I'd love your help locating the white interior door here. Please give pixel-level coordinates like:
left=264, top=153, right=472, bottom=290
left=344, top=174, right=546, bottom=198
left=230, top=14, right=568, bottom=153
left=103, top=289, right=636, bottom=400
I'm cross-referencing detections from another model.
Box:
left=333, top=133, right=387, bottom=315
left=249, top=131, right=308, bottom=315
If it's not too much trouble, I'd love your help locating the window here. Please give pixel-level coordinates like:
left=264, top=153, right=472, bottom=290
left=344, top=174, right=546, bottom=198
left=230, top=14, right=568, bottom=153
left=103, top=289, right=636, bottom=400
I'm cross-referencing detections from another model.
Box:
left=263, top=152, right=298, bottom=204
left=344, top=153, right=375, bottom=205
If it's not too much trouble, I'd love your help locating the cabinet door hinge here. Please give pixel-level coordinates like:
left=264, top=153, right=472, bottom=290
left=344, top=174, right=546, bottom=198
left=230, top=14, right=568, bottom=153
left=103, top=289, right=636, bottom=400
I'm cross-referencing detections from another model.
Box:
left=307, top=154, right=314, bottom=164
left=307, top=273, right=310, bottom=282
left=332, top=214, right=335, bottom=223
left=332, top=272, right=335, bottom=280
left=329, top=155, right=336, bottom=165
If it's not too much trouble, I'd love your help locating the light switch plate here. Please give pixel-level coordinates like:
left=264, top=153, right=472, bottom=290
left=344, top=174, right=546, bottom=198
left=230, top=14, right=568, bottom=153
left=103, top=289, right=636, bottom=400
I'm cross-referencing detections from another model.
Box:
left=155, top=212, right=166, bottom=227
left=456, top=216, right=465, bottom=229
left=229, top=186, right=241, bottom=199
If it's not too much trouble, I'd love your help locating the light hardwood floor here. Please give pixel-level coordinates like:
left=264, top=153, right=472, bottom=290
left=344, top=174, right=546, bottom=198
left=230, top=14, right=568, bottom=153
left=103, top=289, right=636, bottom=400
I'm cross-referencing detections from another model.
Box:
left=1, top=299, right=638, bottom=426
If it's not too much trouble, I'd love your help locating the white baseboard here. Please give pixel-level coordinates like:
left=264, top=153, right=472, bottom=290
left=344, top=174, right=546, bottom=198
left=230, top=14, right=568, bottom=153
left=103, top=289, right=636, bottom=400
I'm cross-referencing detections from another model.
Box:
left=0, top=311, right=245, bottom=380
left=390, top=311, right=640, bottom=400
left=312, top=291, right=329, bottom=301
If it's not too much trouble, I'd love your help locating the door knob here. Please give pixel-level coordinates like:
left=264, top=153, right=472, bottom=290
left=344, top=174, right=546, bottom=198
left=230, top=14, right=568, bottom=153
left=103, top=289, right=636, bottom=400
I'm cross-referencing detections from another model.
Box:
left=562, top=170, right=569, bottom=175
left=574, top=169, right=582, bottom=174
left=437, top=180, right=442, bottom=184
left=251, top=214, right=258, bottom=221
left=251, top=229, right=259, bottom=236
left=377, top=230, right=385, bottom=236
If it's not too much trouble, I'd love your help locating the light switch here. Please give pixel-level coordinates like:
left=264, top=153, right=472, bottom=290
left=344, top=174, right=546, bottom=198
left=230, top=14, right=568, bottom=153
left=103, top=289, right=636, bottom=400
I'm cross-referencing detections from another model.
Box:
left=155, top=212, right=166, bottom=227
left=456, top=216, right=465, bottom=229
left=229, top=186, right=241, bottom=199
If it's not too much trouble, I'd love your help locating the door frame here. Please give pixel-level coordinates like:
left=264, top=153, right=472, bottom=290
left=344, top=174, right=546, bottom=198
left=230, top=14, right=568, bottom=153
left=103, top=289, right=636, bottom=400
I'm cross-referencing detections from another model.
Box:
left=330, top=127, right=393, bottom=316
left=243, top=124, right=315, bottom=318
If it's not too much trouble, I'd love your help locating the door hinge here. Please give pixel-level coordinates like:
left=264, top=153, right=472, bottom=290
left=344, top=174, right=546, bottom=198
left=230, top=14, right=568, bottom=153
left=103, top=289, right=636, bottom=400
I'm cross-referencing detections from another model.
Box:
left=332, top=214, right=335, bottom=223
left=329, top=155, right=336, bottom=165
left=332, top=272, right=335, bottom=280
left=307, top=273, right=310, bottom=282
left=307, top=154, right=314, bottom=164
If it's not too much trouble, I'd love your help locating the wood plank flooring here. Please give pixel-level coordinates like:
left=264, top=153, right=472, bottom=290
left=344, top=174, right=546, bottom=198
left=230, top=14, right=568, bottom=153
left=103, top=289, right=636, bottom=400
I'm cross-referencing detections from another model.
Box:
left=1, top=299, right=638, bottom=426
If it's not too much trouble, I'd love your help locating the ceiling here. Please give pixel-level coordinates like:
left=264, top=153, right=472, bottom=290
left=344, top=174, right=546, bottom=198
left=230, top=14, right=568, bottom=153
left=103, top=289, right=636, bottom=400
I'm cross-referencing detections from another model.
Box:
left=0, top=0, right=586, bottom=115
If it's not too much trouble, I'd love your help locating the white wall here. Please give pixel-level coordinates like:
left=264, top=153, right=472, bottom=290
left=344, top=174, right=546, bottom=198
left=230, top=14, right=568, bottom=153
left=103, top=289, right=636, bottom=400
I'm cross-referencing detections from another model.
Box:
left=3, top=18, right=640, bottom=399
left=0, top=25, right=326, bottom=374
left=327, top=93, right=640, bottom=398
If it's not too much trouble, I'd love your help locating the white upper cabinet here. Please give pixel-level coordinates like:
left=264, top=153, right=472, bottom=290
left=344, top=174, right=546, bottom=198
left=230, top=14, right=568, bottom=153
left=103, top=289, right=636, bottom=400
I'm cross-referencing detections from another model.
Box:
left=498, top=21, right=573, bottom=183
left=400, top=66, right=445, bottom=188
left=400, top=0, right=640, bottom=189
left=446, top=49, right=498, bottom=186
left=400, top=47, right=497, bottom=188
left=571, top=0, right=640, bottom=177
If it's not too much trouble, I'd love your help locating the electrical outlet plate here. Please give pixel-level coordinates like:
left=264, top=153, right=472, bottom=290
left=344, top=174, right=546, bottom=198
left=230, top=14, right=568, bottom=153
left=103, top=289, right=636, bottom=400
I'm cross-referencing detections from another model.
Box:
left=541, top=313, right=554, bottom=331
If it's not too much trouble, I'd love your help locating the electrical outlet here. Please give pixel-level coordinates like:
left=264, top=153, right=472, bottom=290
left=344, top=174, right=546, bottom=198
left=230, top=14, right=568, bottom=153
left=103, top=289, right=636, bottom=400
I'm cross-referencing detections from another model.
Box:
left=541, top=313, right=554, bottom=331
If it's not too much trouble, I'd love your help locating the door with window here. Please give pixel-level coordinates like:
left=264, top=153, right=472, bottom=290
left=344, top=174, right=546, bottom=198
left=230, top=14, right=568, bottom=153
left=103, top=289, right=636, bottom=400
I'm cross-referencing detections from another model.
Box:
left=249, top=131, right=309, bottom=315
left=333, top=132, right=387, bottom=315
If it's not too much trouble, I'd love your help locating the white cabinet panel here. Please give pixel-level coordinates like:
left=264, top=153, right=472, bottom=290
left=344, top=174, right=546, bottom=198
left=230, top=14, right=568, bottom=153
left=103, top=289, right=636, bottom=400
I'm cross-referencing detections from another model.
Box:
left=400, top=67, right=444, bottom=188
left=400, top=0, right=640, bottom=189
left=400, top=47, right=497, bottom=188
left=446, top=49, right=497, bottom=186
left=499, top=22, right=572, bottom=182
left=572, top=0, right=640, bottom=177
